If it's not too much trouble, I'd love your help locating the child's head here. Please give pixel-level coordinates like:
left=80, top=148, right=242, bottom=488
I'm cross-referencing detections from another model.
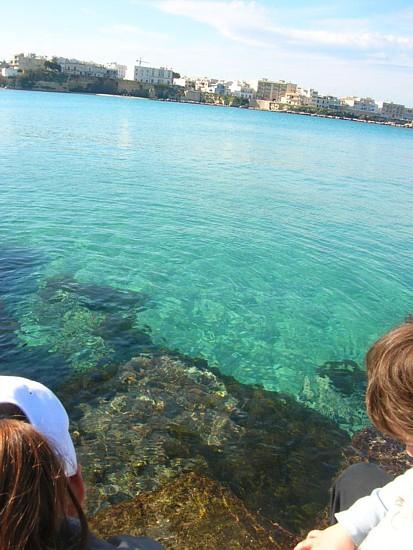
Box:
left=366, top=322, right=413, bottom=440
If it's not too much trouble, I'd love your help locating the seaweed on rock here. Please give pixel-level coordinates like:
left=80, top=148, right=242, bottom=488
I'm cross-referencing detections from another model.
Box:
left=89, top=472, right=300, bottom=550
left=343, top=426, right=413, bottom=478
left=59, top=352, right=349, bottom=533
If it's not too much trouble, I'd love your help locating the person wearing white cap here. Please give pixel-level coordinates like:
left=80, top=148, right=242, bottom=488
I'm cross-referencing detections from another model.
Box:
left=0, top=375, right=164, bottom=550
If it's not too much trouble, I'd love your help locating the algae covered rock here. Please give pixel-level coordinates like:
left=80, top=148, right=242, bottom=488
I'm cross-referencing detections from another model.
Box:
left=343, top=426, right=413, bottom=477
left=3, top=271, right=353, bottom=536
left=89, top=472, right=299, bottom=550
left=60, top=352, right=349, bottom=532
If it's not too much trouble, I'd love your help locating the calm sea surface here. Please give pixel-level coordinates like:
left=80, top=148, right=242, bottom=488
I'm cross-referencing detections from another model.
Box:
left=1, top=89, right=413, bottom=430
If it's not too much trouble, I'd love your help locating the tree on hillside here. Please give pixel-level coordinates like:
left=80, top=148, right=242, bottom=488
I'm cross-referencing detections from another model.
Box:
left=44, top=60, right=62, bottom=72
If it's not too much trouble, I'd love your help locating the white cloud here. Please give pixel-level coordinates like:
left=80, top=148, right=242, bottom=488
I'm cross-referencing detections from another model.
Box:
left=160, top=0, right=271, bottom=45
left=158, top=0, right=413, bottom=52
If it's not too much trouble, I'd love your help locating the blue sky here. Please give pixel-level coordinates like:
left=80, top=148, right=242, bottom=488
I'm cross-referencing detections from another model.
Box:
left=1, top=0, right=413, bottom=103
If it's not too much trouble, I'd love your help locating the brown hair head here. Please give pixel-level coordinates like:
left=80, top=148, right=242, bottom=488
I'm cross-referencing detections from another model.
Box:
left=366, top=322, right=413, bottom=439
left=0, top=416, right=88, bottom=549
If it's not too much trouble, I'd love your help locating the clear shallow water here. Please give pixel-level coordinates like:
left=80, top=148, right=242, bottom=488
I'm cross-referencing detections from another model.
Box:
left=1, top=89, right=413, bottom=428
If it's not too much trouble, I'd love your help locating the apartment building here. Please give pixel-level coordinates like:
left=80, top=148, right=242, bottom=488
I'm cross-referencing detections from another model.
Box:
left=11, top=53, right=47, bottom=71
left=106, top=62, right=127, bottom=79
left=194, top=77, right=212, bottom=92
left=279, top=87, right=318, bottom=106
left=57, top=58, right=117, bottom=78
left=341, top=96, right=378, bottom=113
left=208, top=82, right=228, bottom=95
left=173, top=76, right=195, bottom=88
left=229, top=81, right=255, bottom=100
left=404, top=108, right=413, bottom=122
left=311, top=95, right=341, bottom=110
left=134, top=66, right=173, bottom=85
left=257, top=79, right=297, bottom=101
left=381, top=102, right=406, bottom=120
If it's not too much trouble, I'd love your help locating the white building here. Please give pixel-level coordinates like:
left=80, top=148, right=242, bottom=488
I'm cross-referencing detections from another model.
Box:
left=311, top=94, right=341, bottom=110
left=280, top=87, right=314, bottom=106
left=134, top=66, right=173, bottom=85
left=1, top=67, right=19, bottom=77
left=173, top=76, right=195, bottom=88
left=57, top=58, right=117, bottom=78
left=194, top=77, right=212, bottom=92
left=229, top=81, right=255, bottom=100
left=208, top=81, right=229, bottom=95
left=106, top=62, right=127, bottom=79
left=341, top=96, right=378, bottom=113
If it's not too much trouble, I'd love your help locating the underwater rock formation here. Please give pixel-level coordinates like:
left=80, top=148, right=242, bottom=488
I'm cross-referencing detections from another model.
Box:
left=60, top=351, right=349, bottom=532
left=3, top=271, right=360, bottom=537
left=299, top=371, right=368, bottom=435
left=18, top=274, right=153, bottom=375
left=316, top=360, right=367, bottom=396
left=89, top=472, right=299, bottom=550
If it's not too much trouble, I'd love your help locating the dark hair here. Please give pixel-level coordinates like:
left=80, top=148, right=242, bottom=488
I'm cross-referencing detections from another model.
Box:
left=366, top=322, right=413, bottom=439
left=0, top=413, right=89, bottom=549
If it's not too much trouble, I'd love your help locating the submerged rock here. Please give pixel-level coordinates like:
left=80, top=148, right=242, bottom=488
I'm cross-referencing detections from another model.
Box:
left=38, top=274, right=149, bottom=314
left=298, top=372, right=368, bottom=435
left=18, top=274, right=153, bottom=374
left=60, top=352, right=349, bottom=532
left=89, top=472, right=299, bottom=550
left=6, top=272, right=357, bottom=537
left=316, top=360, right=367, bottom=396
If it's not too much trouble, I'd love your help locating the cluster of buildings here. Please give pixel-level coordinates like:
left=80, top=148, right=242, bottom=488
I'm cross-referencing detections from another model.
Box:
left=1, top=53, right=127, bottom=80
left=174, top=76, right=255, bottom=102
left=171, top=75, right=413, bottom=122
left=253, top=79, right=413, bottom=122
left=1, top=52, right=412, bottom=122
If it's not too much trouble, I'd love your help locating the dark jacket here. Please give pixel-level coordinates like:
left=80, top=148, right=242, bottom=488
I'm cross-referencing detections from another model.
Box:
left=64, top=519, right=164, bottom=550
left=89, top=533, right=164, bottom=549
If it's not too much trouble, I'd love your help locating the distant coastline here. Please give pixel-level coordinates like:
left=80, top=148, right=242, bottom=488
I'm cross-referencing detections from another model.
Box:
left=2, top=80, right=412, bottom=130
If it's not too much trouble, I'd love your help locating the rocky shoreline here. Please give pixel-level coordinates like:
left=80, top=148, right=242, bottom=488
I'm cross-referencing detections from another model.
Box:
left=59, top=351, right=349, bottom=533
left=60, top=354, right=413, bottom=549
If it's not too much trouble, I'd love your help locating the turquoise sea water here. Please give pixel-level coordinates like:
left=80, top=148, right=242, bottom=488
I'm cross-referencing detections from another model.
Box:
left=1, top=89, right=413, bottom=429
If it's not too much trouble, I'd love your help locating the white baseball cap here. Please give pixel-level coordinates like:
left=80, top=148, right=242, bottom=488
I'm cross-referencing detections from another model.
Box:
left=0, top=376, right=78, bottom=477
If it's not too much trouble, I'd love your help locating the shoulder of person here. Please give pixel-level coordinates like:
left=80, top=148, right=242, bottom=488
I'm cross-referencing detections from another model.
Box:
left=65, top=520, right=164, bottom=550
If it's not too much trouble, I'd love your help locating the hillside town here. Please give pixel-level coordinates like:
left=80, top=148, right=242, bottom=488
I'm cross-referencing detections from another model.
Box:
left=1, top=52, right=412, bottom=126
